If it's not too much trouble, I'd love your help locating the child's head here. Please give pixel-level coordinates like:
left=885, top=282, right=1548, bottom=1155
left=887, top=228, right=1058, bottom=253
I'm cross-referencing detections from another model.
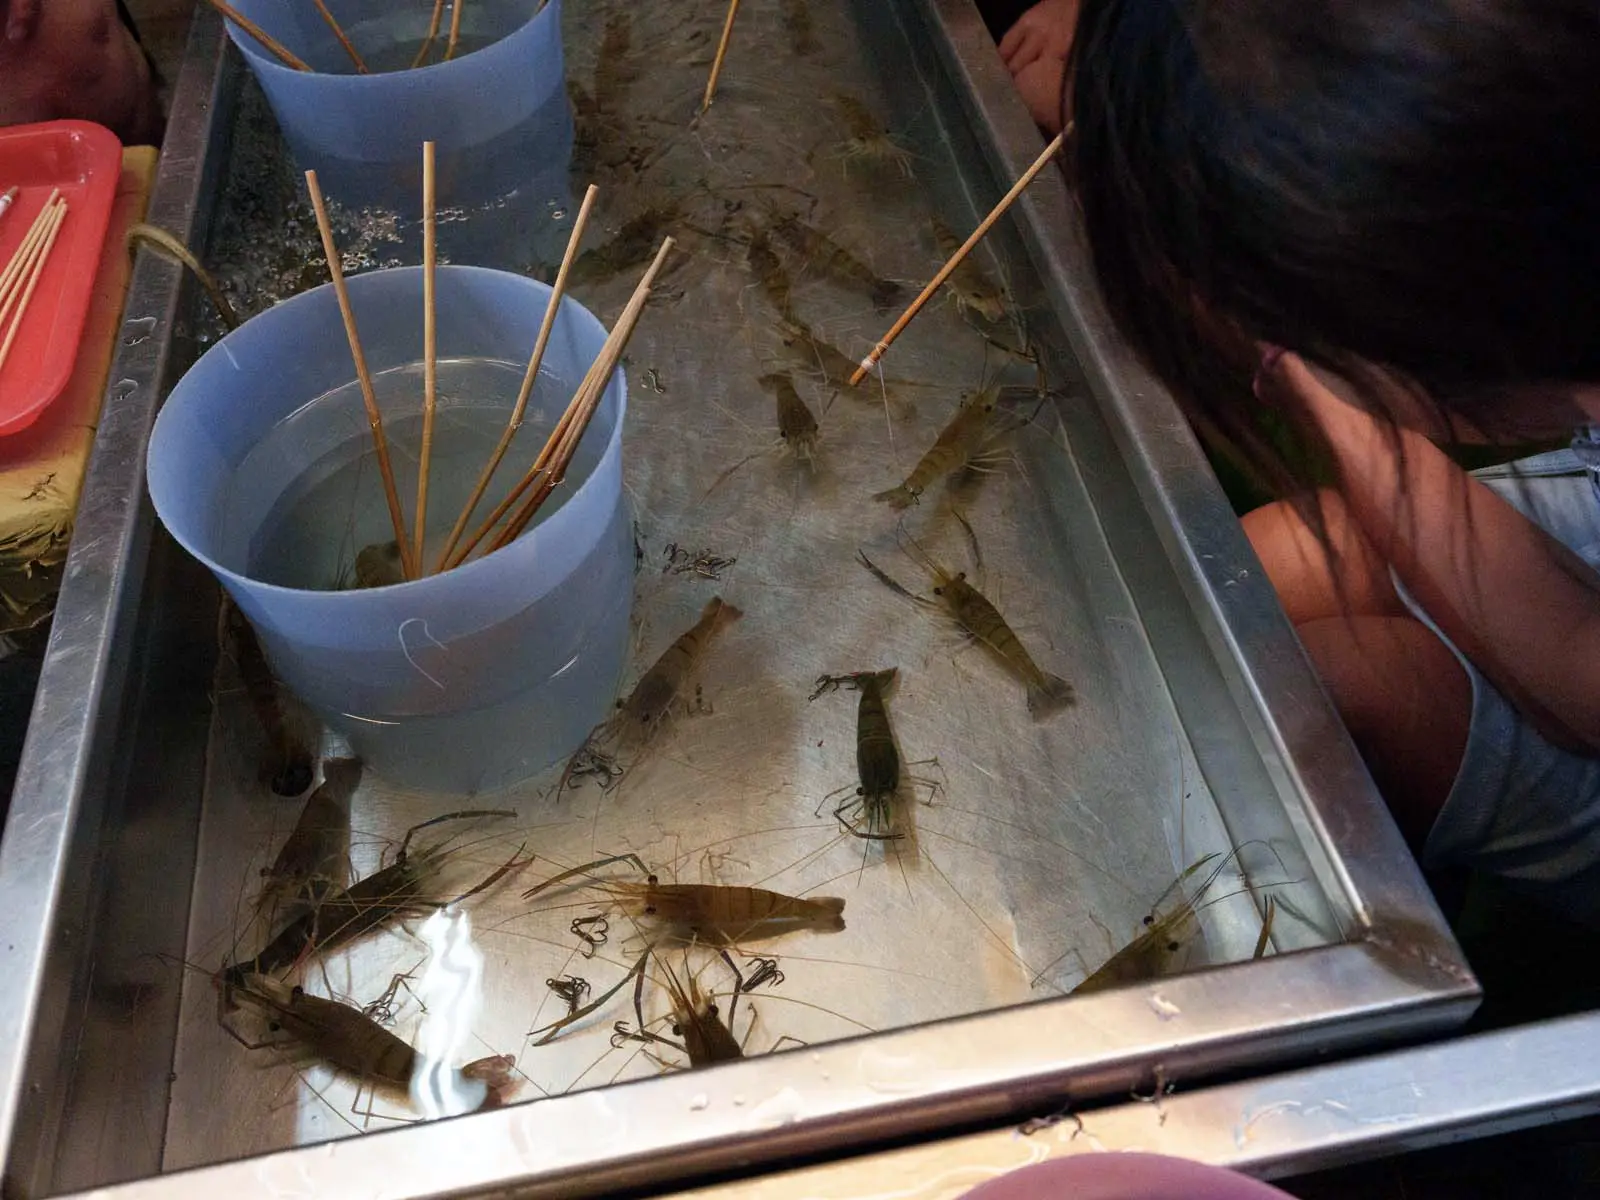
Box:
left=0, top=0, right=163, bottom=146
left=1067, top=0, right=1600, bottom=465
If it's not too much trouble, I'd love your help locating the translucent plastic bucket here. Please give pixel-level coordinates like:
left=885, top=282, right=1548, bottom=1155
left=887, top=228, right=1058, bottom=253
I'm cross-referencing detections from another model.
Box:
left=147, top=265, right=631, bottom=794
left=223, top=0, right=573, bottom=263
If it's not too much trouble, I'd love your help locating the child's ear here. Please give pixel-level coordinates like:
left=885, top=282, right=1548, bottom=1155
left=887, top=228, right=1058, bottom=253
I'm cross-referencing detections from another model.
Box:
left=4, top=1, right=42, bottom=45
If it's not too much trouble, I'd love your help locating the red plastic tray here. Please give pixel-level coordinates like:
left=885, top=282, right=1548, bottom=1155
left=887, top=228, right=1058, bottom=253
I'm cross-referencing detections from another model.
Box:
left=0, top=120, right=122, bottom=436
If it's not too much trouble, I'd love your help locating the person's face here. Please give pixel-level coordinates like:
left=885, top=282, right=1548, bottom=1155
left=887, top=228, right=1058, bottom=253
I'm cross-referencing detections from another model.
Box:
left=2, top=1, right=163, bottom=145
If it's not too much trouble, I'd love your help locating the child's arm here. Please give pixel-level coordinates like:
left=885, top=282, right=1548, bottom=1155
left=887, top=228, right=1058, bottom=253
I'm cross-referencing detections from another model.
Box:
left=1265, top=353, right=1600, bottom=753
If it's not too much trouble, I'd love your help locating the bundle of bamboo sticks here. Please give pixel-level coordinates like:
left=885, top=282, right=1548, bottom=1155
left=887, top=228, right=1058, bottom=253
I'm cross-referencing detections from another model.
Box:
left=307, top=144, right=668, bottom=584
left=0, top=190, right=69, bottom=381
left=207, top=1, right=480, bottom=73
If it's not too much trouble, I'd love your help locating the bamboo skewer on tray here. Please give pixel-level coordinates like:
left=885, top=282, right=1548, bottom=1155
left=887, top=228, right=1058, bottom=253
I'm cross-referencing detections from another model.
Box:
left=848, top=128, right=1067, bottom=386
left=0, top=191, right=68, bottom=380
left=0, top=188, right=59, bottom=308
left=434, top=182, right=600, bottom=574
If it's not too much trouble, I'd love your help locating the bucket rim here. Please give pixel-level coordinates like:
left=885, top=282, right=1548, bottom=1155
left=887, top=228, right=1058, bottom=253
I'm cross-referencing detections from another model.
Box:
left=222, top=0, right=560, bottom=82
left=146, top=262, right=626, bottom=605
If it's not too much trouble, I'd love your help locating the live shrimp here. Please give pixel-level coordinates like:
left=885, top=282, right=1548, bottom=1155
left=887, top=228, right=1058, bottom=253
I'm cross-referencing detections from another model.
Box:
left=616, top=596, right=744, bottom=732
left=1071, top=849, right=1282, bottom=993
left=227, top=810, right=522, bottom=983
left=761, top=371, right=820, bottom=462
left=931, top=216, right=1007, bottom=323
left=830, top=93, right=915, bottom=179
left=872, top=386, right=1001, bottom=510
left=857, top=518, right=1075, bottom=717
left=224, top=973, right=516, bottom=1112
left=556, top=598, right=745, bottom=794
left=569, top=205, right=678, bottom=290
left=809, top=669, right=903, bottom=840
left=255, top=757, right=360, bottom=922
left=224, top=600, right=314, bottom=796
left=770, top=213, right=903, bottom=312
left=772, top=310, right=922, bottom=417
left=524, top=853, right=847, bottom=947
left=612, top=950, right=749, bottom=1068
left=780, top=0, right=819, bottom=56
left=593, top=13, right=639, bottom=114
left=746, top=227, right=795, bottom=314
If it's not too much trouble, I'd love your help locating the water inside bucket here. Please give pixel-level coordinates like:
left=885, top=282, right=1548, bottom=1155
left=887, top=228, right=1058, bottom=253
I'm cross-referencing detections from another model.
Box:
left=306, top=13, right=499, bottom=74
left=220, top=357, right=597, bottom=588
left=226, top=0, right=574, bottom=265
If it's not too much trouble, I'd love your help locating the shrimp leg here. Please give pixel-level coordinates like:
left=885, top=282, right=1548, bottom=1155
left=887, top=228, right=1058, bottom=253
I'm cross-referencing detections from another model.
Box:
left=530, top=944, right=652, bottom=1045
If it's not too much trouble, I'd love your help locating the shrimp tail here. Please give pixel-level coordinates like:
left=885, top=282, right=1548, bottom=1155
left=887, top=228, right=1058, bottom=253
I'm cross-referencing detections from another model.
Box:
left=810, top=895, right=847, bottom=931
left=1026, top=673, right=1076, bottom=718
left=872, top=484, right=916, bottom=510
left=463, top=1053, right=519, bottom=1109
left=705, top=596, right=745, bottom=629
left=871, top=279, right=904, bottom=313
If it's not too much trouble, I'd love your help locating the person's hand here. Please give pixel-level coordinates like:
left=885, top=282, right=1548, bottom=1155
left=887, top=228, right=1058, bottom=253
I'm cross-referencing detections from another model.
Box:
left=998, top=0, right=1082, bottom=77
left=0, top=0, right=162, bottom=145
left=1012, top=56, right=1066, bottom=134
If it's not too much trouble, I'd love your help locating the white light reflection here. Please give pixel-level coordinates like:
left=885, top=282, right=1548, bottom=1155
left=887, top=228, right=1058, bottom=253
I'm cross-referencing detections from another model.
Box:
left=410, top=905, right=487, bottom=1119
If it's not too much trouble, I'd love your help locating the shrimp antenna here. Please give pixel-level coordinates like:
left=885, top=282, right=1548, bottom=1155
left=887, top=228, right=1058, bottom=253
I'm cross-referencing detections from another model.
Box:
left=949, top=508, right=984, bottom=576
left=890, top=516, right=943, bottom=578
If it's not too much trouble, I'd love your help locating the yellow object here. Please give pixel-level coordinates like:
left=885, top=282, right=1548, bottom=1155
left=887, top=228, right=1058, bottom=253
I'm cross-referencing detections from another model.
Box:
left=0, top=147, right=158, bottom=632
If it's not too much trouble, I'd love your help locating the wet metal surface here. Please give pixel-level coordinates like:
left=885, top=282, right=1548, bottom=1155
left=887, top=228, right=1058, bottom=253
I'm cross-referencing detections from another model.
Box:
left=0, top=3, right=1475, bottom=1198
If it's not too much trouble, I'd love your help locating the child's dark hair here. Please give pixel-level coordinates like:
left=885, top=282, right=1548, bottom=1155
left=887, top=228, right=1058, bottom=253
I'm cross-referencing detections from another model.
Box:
left=1066, top=0, right=1600, bottom=496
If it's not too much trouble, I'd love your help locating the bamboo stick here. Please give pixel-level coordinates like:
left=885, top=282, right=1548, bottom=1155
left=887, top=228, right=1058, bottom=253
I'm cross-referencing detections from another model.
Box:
left=445, top=0, right=466, bottom=61
left=492, top=239, right=674, bottom=550
left=304, top=169, right=416, bottom=580
left=412, top=0, right=447, bottom=68
left=205, top=1, right=311, bottom=71
left=311, top=0, right=367, bottom=73
left=848, top=129, right=1065, bottom=386
left=452, top=238, right=671, bottom=567
left=701, top=0, right=743, bottom=113
left=444, top=236, right=670, bottom=570
left=414, top=142, right=439, bottom=575
left=434, top=182, right=599, bottom=573
left=0, top=189, right=60, bottom=310
left=0, top=200, right=68, bottom=378
left=0, top=196, right=60, bottom=326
